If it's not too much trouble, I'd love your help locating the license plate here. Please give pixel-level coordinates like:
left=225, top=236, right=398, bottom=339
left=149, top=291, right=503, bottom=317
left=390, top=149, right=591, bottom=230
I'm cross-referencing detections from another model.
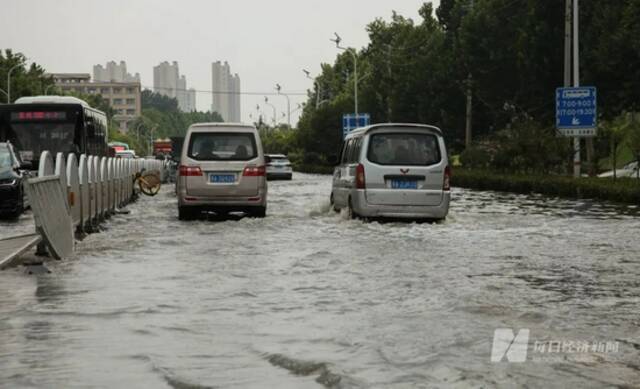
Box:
left=210, top=174, right=235, bottom=183
left=391, top=180, right=418, bottom=189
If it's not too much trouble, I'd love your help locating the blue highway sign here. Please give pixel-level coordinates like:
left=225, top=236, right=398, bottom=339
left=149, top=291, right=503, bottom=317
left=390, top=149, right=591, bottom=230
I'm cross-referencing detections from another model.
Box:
left=555, top=87, right=597, bottom=137
left=342, top=113, right=370, bottom=139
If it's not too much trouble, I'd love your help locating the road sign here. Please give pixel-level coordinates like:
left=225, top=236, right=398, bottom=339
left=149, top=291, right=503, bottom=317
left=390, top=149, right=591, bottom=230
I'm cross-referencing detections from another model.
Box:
left=555, top=87, right=597, bottom=137
left=342, top=113, right=370, bottom=139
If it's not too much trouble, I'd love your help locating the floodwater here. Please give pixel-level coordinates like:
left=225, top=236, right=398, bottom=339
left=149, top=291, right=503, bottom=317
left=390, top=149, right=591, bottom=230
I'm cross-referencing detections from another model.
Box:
left=1, top=173, right=639, bottom=388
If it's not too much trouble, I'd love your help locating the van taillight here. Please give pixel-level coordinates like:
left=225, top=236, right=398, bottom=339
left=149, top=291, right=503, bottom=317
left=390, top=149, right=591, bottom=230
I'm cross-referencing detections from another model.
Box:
left=243, top=165, right=266, bottom=176
left=179, top=165, right=202, bottom=176
left=356, top=163, right=366, bottom=189
left=443, top=166, right=451, bottom=191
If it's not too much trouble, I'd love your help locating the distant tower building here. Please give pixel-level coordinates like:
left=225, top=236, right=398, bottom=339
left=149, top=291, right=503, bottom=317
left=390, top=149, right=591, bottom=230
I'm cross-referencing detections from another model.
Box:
left=93, top=61, right=140, bottom=82
left=186, top=88, right=197, bottom=112
left=153, top=61, right=196, bottom=112
left=211, top=61, right=240, bottom=122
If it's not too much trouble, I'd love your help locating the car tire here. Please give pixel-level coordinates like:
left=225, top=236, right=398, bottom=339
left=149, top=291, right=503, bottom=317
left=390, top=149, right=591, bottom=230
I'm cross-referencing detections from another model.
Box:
left=250, top=206, right=267, bottom=218
left=330, top=193, right=340, bottom=213
left=178, top=206, right=199, bottom=221
left=6, top=188, right=25, bottom=219
left=347, top=197, right=358, bottom=220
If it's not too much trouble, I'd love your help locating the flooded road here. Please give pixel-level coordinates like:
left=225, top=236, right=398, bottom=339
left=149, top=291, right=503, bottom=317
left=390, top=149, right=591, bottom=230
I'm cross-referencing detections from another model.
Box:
left=1, top=173, right=639, bottom=388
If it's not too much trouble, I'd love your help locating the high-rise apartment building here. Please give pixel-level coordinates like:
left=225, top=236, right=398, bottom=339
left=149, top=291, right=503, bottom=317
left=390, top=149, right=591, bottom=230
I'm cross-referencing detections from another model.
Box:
left=93, top=61, right=140, bottom=83
left=211, top=61, right=241, bottom=122
left=153, top=61, right=196, bottom=112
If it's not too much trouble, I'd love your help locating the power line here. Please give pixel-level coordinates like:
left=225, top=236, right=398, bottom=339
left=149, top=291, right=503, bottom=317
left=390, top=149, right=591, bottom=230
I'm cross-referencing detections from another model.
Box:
left=142, top=85, right=308, bottom=96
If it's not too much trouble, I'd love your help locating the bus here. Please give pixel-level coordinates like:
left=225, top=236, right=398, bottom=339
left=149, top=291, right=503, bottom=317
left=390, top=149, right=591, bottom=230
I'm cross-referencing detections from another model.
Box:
left=0, top=96, right=108, bottom=166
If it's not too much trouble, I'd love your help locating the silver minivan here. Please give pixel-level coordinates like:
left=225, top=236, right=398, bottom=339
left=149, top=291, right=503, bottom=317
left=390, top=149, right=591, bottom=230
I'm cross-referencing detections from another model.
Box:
left=330, top=123, right=451, bottom=220
left=177, top=123, right=268, bottom=220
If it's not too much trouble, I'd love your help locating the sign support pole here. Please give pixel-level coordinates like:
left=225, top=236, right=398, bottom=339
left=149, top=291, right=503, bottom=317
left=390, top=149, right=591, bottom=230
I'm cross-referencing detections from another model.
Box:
left=572, top=0, right=581, bottom=178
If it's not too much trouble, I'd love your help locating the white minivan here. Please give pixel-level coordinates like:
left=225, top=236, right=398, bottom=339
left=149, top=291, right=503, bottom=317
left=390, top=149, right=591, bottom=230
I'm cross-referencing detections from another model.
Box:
left=177, top=123, right=268, bottom=220
left=330, top=123, right=451, bottom=220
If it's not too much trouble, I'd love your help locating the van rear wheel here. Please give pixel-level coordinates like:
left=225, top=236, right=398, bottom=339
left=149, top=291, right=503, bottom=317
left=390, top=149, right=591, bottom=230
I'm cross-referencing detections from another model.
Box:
left=250, top=206, right=267, bottom=218
left=347, top=197, right=358, bottom=220
left=178, top=206, right=199, bottom=221
left=330, top=193, right=340, bottom=213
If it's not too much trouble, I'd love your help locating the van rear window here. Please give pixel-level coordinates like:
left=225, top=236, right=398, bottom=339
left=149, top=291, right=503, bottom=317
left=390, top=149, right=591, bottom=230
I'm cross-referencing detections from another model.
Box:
left=188, top=132, right=257, bottom=161
left=367, top=133, right=441, bottom=166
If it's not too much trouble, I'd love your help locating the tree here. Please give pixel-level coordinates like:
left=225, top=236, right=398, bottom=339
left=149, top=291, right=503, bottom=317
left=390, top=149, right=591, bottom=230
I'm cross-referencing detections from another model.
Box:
left=141, top=89, right=179, bottom=112
left=0, top=49, right=54, bottom=102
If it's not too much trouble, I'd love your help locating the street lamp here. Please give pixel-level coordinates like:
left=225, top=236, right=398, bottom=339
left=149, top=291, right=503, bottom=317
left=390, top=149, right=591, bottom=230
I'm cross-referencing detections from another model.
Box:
left=44, top=84, right=57, bottom=96
left=264, top=97, right=276, bottom=126
left=134, top=121, right=145, bottom=143
left=303, top=69, right=322, bottom=109
left=331, top=33, right=358, bottom=118
left=7, top=62, right=24, bottom=104
left=291, top=102, right=305, bottom=116
left=275, top=83, right=291, bottom=128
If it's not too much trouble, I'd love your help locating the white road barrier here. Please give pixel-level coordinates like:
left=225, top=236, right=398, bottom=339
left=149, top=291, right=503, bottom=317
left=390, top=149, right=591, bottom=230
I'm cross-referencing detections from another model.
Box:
left=67, top=154, right=81, bottom=227
left=0, top=151, right=168, bottom=266
left=25, top=175, right=74, bottom=260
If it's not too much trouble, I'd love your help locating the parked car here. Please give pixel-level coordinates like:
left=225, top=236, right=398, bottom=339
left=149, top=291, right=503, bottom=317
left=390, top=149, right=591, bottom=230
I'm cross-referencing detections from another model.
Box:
left=265, top=154, right=293, bottom=180
left=330, top=123, right=451, bottom=221
left=598, top=161, right=639, bottom=178
left=177, top=123, right=268, bottom=220
left=0, top=142, right=32, bottom=218
left=116, top=150, right=137, bottom=159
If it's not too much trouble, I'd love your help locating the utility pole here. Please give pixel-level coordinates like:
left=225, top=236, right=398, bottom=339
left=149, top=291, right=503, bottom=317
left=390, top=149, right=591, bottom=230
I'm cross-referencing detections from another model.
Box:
left=572, top=0, right=581, bottom=178
left=564, top=0, right=572, bottom=88
left=387, top=45, right=393, bottom=121
left=564, top=0, right=573, bottom=175
left=465, top=74, right=473, bottom=149
left=464, top=0, right=474, bottom=149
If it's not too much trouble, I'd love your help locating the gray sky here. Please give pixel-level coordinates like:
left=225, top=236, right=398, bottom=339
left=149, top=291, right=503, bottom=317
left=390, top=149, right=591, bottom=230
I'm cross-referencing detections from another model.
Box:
left=1, top=0, right=439, bottom=125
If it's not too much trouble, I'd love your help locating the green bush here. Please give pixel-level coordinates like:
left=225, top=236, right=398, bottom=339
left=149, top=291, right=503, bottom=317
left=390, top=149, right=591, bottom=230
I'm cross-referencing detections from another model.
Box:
left=459, top=145, right=492, bottom=168
left=452, top=169, right=640, bottom=204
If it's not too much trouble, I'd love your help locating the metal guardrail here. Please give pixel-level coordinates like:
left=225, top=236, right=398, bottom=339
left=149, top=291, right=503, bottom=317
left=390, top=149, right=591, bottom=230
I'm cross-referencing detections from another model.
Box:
left=0, top=152, right=169, bottom=267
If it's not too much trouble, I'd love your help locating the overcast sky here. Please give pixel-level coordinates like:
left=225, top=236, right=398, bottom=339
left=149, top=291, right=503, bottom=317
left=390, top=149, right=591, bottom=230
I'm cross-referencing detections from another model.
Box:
left=1, top=0, right=439, bottom=125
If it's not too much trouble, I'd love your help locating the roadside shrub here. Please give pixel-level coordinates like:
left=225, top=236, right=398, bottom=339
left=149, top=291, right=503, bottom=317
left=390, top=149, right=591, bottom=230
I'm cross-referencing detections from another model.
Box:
left=452, top=169, right=640, bottom=204
left=302, top=151, right=324, bottom=165
left=459, top=145, right=492, bottom=168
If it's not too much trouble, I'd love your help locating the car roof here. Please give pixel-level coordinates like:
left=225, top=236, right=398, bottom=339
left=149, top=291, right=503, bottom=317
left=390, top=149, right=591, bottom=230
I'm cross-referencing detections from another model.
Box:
left=188, top=123, right=256, bottom=133
left=345, top=123, right=443, bottom=139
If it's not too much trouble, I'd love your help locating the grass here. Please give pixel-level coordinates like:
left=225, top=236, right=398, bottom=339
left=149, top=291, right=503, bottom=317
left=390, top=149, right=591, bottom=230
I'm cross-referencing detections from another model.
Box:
left=452, top=169, right=640, bottom=204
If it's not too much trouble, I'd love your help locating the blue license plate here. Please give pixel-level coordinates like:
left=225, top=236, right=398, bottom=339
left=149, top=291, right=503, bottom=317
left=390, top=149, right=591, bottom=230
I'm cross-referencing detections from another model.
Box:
left=391, top=180, right=418, bottom=189
left=210, top=174, right=235, bottom=183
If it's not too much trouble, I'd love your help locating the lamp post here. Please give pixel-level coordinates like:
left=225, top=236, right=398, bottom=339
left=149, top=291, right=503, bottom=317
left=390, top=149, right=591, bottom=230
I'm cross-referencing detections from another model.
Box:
left=149, top=126, right=157, bottom=157
left=303, top=69, right=321, bottom=108
left=44, top=84, right=57, bottom=96
left=331, top=33, right=358, bottom=118
left=275, top=83, right=291, bottom=127
left=264, top=97, right=276, bottom=126
left=134, top=121, right=146, bottom=144
left=290, top=102, right=305, bottom=116
left=7, top=62, right=23, bottom=104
